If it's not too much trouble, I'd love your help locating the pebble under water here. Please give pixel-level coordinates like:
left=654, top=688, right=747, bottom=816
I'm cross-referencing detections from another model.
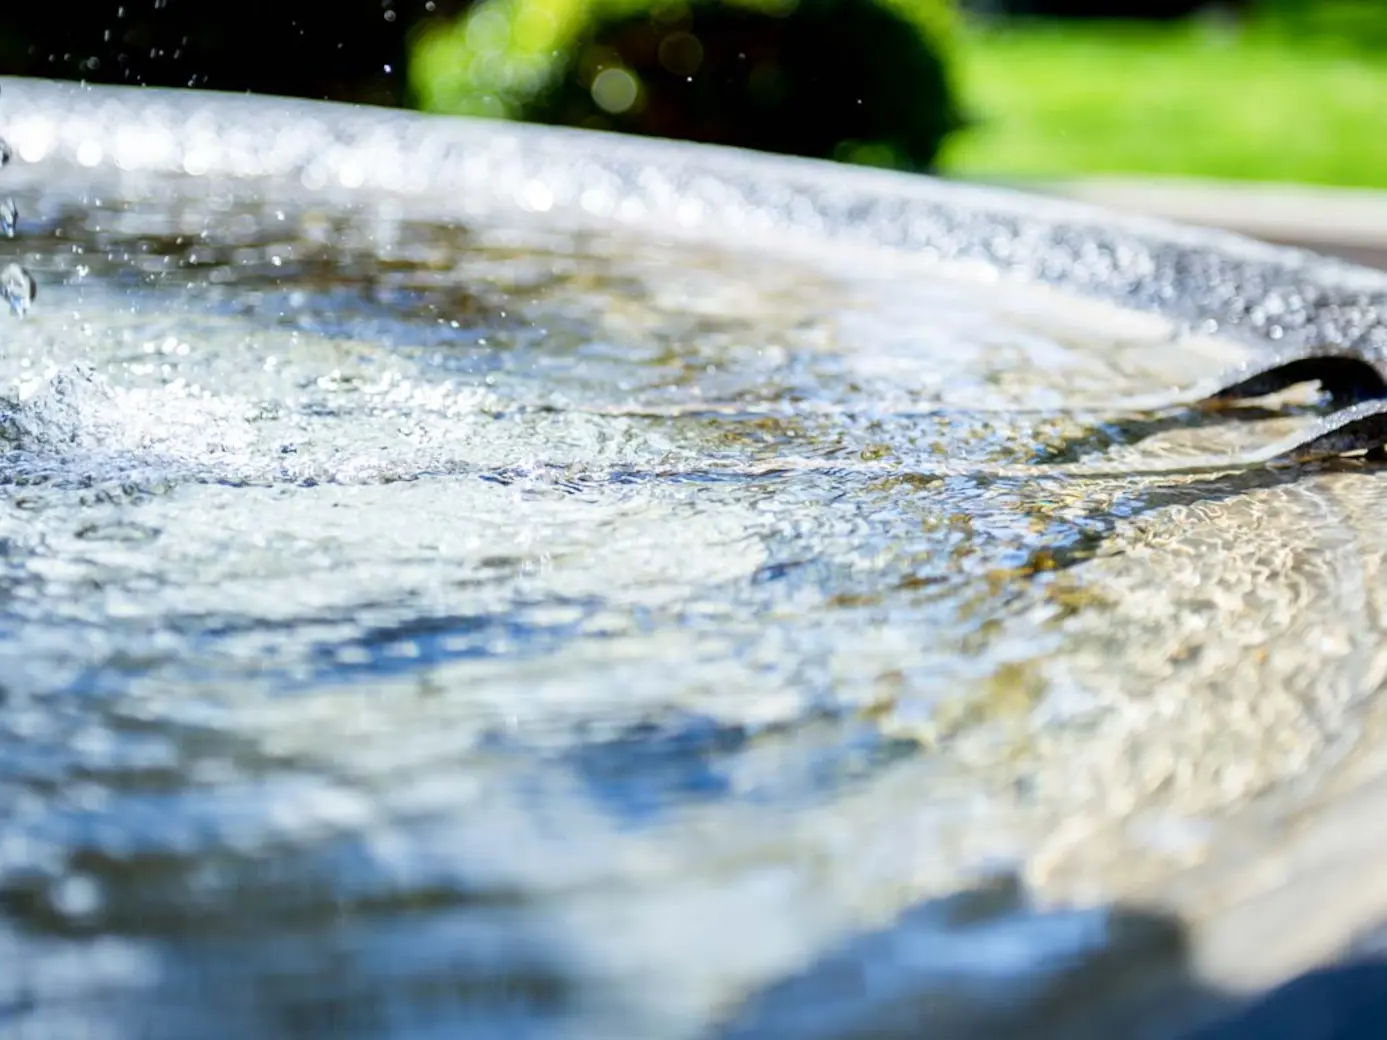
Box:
left=4, top=163, right=1387, bottom=1039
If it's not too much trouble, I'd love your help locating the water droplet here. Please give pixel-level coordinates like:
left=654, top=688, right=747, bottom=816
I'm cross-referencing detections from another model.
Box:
left=2, top=263, right=37, bottom=317
left=0, top=138, right=11, bottom=168
left=0, top=198, right=16, bottom=238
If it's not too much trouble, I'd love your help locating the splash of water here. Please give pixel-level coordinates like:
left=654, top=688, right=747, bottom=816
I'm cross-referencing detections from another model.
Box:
left=0, top=86, right=36, bottom=316
left=0, top=261, right=34, bottom=317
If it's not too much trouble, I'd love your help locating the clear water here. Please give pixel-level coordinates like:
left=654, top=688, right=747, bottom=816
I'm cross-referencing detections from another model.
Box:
left=3, top=171, right=1386, bottom=1038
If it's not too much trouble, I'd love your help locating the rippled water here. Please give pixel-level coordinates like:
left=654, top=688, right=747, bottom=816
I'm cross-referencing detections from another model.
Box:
left=4, top=165, right=1387, bottom=1038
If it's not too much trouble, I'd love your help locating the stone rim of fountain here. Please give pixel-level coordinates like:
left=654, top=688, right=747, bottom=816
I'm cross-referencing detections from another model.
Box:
left=5, top=74, right=1387, bottom=1036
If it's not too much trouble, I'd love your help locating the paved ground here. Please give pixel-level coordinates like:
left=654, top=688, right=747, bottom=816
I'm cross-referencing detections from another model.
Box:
left=1029, top=177, right=1387, bottom=272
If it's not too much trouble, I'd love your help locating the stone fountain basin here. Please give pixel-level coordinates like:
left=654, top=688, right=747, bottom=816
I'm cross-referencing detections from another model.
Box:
left=2, top=77, right=1387, bottom=1038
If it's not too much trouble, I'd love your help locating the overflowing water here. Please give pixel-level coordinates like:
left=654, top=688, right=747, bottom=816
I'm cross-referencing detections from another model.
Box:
left=3, top=87, right=1387, bottom=1039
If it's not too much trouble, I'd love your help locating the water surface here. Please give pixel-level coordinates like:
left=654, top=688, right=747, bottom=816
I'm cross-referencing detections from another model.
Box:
left=3, top=169, right=1386, bottom=1038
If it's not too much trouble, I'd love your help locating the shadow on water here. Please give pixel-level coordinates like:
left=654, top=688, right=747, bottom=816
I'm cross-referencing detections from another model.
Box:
left=299, top=600, right=604, bottom=684
left=711, top=875, right=1387, bottom=1040
left=3, top=904, right=582, bottom=1039
left=0, top=734, right=589, bottom=1038
left=1188, top=961, right=1387, bottom=1040
left=4, top=862, right=1387, bottom=1039
left=564, top=710, right=921, bottom=827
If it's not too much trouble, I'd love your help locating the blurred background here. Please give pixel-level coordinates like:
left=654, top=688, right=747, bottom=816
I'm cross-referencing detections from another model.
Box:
left=4, top=0, right=1387, bottom=261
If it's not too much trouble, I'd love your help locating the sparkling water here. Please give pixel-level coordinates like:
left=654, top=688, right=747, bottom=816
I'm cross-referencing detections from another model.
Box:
left=2, top=90, right=1386, bottom=1040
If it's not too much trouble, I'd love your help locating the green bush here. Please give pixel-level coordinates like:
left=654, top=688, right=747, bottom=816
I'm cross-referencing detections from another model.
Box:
left=410, top=0, right=962, bottom=171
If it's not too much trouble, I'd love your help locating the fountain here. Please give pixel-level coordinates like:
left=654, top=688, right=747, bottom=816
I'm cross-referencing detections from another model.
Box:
left=2, top=75, right=1387, bottom=1038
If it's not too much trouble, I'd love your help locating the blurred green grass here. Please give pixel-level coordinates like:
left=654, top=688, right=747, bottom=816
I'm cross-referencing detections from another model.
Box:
left=940, top=19, right=1387, bottom=186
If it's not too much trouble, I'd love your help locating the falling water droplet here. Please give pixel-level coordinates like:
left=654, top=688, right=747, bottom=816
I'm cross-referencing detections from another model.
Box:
left=0, top=138, right=11, bottom=168
left=0, top=198, right=17, bottom=238
left=2, top=263, right=36, bottom=317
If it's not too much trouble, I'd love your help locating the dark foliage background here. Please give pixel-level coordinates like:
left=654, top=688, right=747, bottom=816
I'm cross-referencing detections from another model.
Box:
left=0, top=1, right=466, bottom=105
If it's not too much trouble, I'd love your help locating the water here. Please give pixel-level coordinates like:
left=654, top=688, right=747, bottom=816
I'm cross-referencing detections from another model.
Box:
left=0, top=117, right=33, bottom=316
left=4, top=89, right=1387, bottom=1039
